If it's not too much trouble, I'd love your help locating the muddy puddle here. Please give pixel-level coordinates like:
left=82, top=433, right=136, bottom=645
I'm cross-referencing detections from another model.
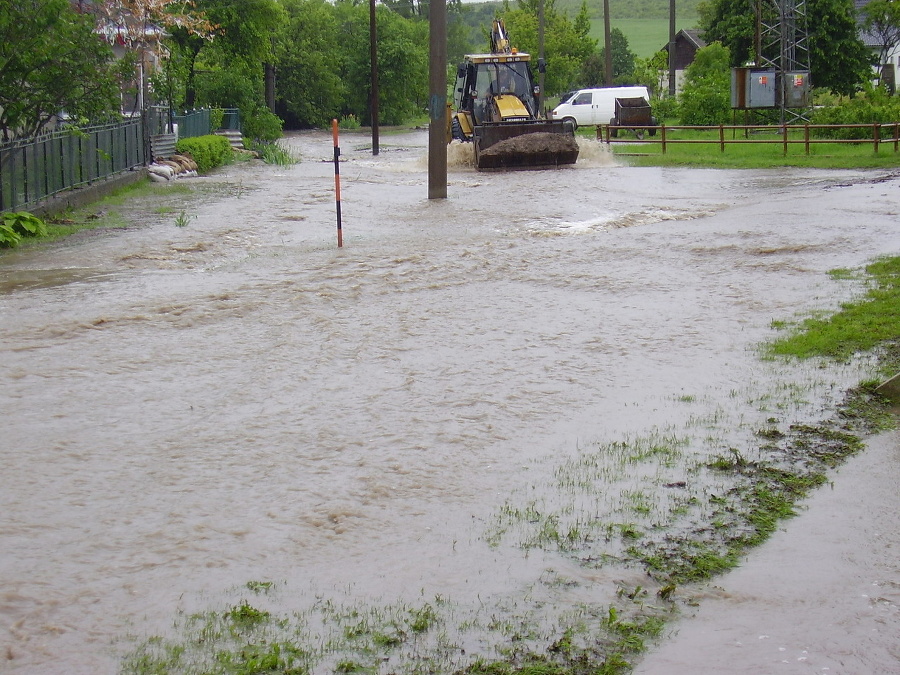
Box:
left=1, top=129, right=898, bottom=673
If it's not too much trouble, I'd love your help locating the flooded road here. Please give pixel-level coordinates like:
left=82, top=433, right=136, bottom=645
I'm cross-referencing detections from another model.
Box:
left=1, top=129, right=898, bottom=673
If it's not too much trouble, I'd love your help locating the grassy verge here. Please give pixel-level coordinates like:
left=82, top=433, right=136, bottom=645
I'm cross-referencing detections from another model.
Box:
left=768, top=258, right=900, bottom=367
left=0, top=180, right=193, bottom=252
left=122, top=257, right=899, bottom=674
left=604, top=127, right=900, bottom=169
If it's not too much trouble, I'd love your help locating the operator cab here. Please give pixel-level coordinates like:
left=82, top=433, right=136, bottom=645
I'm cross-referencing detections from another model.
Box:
left=454, top=55, right=538, bottom=124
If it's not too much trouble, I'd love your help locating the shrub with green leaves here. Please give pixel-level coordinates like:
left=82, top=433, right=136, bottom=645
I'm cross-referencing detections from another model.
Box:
left=175, top=134, right=233, bottom=173
left=651, top=96, right=680, bottom=122
left=241, top=105, right=284, bottom=144
left=338, top=114, right=361, bottom=130
left=810, top=88, right=900, bottom=140
left=210, top=107, right=225, bottom=131
left=679, top=42, right=732, bottom=126
left=1, top=211, right=47, bottom=248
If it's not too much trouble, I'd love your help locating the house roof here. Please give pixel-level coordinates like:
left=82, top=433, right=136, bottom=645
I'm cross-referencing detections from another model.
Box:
left=661, top=29, right=707, bottom=53
left=855, top=0, right=886, bottom=48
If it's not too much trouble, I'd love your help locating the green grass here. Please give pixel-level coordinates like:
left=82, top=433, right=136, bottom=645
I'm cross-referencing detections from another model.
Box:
left=253, top=141, right=300, bottom=165
left=607, top=127, right=900, bottom=169
left=0, top=179, right=199, bottom=252
left=768, top=257, right=900, bottom=364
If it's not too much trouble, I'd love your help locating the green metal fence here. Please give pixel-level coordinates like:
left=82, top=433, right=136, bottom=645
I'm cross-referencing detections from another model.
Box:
left=175, top=109, right=211, bottom=139
left=1, top=107, right=241, bottom=213
left=149, top=106, right=241, bottom=139
left=1, top=119, right=145, bottom=212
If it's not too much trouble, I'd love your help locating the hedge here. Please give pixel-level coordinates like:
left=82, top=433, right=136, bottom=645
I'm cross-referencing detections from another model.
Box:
left=175, top=134, right=233, bottom=173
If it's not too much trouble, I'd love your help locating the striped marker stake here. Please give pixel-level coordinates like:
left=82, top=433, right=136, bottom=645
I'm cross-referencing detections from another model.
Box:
left=332, top=119, right=343, bottom=248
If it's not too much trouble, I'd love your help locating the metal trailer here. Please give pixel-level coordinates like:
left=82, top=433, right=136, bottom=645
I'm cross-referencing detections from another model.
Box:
left=609, top=97, right=657, bottom=140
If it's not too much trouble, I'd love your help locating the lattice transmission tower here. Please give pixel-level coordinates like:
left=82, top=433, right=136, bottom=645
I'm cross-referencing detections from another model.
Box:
left=756, top=0, right=811, bottom=122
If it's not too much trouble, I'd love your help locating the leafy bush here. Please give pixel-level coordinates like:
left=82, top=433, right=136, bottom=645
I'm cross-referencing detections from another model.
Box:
left=210, top=107, right=225, bottom=131
left=338, top=114, right=360, bottom=130
left=810, top=88, right=900, bottom=139
left=175, top=134, right=233, bottom=173
left=241, top=106, right=284, bottom=144
left=679, top=43, right=732, bottom=126
left=652, top=96, right=680, bottom=122
left=1, top=211, right=47, bottom=248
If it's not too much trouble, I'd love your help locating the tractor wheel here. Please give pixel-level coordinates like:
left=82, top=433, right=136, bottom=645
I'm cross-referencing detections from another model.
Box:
left=451, top=117, right=466, bottom=142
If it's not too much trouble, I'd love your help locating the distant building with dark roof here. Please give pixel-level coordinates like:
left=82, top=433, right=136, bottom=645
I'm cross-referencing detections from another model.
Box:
left=660, top=29, right=707, bottom=94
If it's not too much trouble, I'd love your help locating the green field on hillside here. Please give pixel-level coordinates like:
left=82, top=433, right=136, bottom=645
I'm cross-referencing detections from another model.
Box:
left=590, top=17, right=701, bottom=58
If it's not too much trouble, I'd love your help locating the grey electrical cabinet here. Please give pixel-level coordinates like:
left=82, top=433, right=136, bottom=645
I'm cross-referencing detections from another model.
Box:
left=782, top=71, right=811, bottom=108
left=731, top=68, right=777, bottom=109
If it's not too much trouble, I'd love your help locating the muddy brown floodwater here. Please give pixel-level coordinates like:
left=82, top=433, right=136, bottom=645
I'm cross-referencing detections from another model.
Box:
left=1, top=129, right=898, bottom=674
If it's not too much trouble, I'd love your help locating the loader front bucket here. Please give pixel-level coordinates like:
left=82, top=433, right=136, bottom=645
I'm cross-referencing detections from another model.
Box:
left=473, top=120, right=579, bottom=170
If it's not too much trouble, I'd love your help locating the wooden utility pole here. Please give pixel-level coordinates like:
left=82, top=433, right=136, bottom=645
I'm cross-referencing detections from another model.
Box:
left=370, top=0, right=379, bottom=155
left=538, top=0, right=545, bottom=117
left=428, top=0, right=447, bottom=199
left=603, top=0, right=612, bottom=86
left=669, top=0, right=676, bottom=96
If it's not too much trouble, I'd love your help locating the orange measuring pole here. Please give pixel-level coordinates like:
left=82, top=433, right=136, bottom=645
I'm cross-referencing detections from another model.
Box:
left=332, top=119, right=343, bottom=248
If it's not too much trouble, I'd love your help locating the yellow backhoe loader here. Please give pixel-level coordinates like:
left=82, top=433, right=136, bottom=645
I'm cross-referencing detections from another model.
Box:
left=449, top=19, right=579, bottom=170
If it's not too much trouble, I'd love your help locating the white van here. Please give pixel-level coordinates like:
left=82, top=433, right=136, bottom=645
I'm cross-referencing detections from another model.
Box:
left=551, top=86, right=650, bottom=128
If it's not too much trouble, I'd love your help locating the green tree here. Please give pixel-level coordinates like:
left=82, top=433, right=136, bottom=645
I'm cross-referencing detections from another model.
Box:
left=862, top=0, right=900, bottom=87
left=165, top=0, right=281, bottom=109
left=580, top=52, right=605, bottom=87
left=595, top=27, right=637, bottom=84
left=699, top=0, right=872, bottom=96
left=807, top=0, right=873, bottom=95
left=0, top=0, right=123, bottom=140
left=333, top=0, right=429, bottom=125
left=447, top=0, right=472, bottom=66
left=275, top=0, right=346, bottom=127
left=678, top=41, right=731, bottom=124
left=275, top=0, right=428, bottom=128
left=632, top=49, right=671, bottom=97
left=88, top=0, right=215, bottom=111
left=697, top=0, right=755, bottom=65
left=501, top=0, right=597, bottom=94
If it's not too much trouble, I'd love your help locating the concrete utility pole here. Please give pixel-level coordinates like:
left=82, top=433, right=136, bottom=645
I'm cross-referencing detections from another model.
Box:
left=428, top=0, right=447, bottom=199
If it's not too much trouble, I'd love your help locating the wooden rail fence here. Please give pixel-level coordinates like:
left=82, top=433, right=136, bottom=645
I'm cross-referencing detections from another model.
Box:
left=595, top=123, right=900, bottom=154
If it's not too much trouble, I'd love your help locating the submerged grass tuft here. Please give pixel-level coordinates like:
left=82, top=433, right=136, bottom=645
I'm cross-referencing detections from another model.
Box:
left=253, top=141, right=300, bottom=165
